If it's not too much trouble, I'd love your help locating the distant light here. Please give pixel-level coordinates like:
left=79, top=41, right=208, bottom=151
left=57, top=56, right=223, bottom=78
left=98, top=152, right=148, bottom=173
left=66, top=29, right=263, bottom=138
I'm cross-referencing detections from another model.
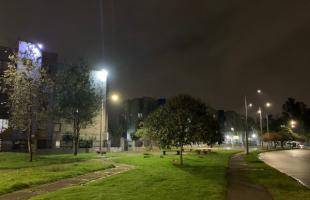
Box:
left=290, top=120, right=297, bottom=128
left=230, top=127, right=235, bottom=132
left=225, top=135, right=231, bottom=140
left=257, top=109, right=262, bottom=114
left=257, top=89, right=262, bottom=94
left=111, top=94, right=119, bottom=102
left=252, top=134, right=257, bottom=138
left=233, top=135, right=239, bottom=140
left=248, top=103, right=253, bottom=108
left=96, top=69, right=108, bottom=82
left=266, top=102, right=271, bottom=108
left=37, top=43, right=43, bottom=49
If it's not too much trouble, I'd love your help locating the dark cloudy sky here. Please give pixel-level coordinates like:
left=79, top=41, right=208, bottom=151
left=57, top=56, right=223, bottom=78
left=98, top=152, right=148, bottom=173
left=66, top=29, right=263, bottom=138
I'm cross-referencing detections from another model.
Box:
left=1, top=0, right=310, bottom=114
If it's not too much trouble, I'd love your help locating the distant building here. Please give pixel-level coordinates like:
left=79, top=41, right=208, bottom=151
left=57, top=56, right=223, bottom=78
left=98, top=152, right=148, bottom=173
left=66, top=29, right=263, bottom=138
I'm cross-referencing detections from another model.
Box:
left=124, top=97, right=165, bottom=141
left=0, top=42, right=58, bottom=151
left=0, top=47, right=12, bottom=120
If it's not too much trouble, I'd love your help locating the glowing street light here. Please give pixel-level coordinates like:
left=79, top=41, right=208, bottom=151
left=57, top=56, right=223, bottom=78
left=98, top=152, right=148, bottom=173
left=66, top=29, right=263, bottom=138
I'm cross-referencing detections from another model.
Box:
left=257, top=89, right=262, bottom=94
left=111, top=94, right=119, bottom=102
left=264, top=102, right=272, bottom=149
left=248, top=103, right=253, bottom=108
left=257, top=109, right=262, bottom=114
left=231, top=127, right=235, bottom=132
left=290, top=120, right=297, bottom=129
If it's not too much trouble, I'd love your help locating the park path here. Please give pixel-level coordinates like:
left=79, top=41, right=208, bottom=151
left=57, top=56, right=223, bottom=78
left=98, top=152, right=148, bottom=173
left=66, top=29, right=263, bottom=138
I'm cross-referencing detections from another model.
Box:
left=226, top=153, right=273, bottom=200
left=0, top=164, right=132, bottom=200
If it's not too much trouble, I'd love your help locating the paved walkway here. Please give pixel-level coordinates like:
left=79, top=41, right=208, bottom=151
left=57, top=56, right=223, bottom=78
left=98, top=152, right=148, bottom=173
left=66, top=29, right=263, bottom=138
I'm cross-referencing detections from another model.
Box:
left=0, top=164, right=132, bottom=200
left=226, top=153, right=273, bottom=200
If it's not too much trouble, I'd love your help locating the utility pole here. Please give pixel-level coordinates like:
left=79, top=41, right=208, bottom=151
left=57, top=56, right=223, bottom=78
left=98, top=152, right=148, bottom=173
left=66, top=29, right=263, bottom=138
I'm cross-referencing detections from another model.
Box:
left=244, top=96, right=249, bottom=154
left=266, top=112, right=270, bottom=149
left=258, top=107, right=263, bottom=148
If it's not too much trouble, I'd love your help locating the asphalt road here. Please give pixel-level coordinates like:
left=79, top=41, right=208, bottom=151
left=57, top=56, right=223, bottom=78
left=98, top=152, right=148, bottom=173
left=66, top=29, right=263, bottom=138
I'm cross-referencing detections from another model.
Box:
left=259, top=149, right=310, bottom=188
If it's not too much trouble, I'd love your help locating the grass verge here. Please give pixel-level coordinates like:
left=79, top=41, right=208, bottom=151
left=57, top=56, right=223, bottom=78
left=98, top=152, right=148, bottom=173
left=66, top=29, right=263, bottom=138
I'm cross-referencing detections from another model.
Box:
left=0, top=153, right=113, bottom=195
left=0, top=152, right=98, bottom=169
left=244, top=151, right=310, bottom=200
left=32, top=150, right=238, bottom=200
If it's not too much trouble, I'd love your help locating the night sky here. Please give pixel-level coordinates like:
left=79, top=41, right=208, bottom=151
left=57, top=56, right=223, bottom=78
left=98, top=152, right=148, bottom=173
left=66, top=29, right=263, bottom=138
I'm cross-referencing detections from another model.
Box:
left=1, top=0, right=310, bottom=114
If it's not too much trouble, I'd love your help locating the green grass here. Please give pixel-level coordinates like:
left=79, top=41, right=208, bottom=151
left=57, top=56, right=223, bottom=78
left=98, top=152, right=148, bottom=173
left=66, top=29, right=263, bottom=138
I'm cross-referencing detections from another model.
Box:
left=0, top=153, right=113, bottom=195
left=0, top=152, right=99, bottom=169
left=244, top=151, right=310, bottom=200
left=32, top=150, right=238, bottom=200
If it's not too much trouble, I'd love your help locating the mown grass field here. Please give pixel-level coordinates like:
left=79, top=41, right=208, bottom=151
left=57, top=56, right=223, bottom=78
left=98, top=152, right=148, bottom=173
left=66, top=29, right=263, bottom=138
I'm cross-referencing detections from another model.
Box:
left=32, top=150, right=238, bottom=200
left=0, top=152, right=99, bottom=169
left=244, top=151, right=310, bottom=200
left=0, top=152, right=113, bottom=195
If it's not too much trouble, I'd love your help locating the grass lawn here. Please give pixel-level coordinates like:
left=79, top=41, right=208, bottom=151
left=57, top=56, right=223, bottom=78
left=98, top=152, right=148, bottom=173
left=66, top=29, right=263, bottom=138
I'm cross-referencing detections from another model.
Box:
left=32, top=150, right=238, bottom=200
left=0, top=153, right=113, bottom=195
left=0, top=152, right=99, bottom=169
left=244, top=151, right=310, bottom=200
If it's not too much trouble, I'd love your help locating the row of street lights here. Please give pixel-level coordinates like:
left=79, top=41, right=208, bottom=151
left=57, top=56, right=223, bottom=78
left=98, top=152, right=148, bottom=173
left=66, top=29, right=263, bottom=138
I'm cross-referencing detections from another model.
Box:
left=244, top=89, right=272, bottom=154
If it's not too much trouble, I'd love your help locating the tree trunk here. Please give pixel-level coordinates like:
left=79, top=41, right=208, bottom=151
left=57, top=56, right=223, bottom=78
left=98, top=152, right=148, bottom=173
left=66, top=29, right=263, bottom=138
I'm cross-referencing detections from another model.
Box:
left=180, top=145, right=183, bottom=165
left=28, top=122, right=33, bottom=162
left=73, top=114, right=80, bottom=156
left=73, top=116, right=78, bottom=156
left=73, top=138, right=78, bottom=156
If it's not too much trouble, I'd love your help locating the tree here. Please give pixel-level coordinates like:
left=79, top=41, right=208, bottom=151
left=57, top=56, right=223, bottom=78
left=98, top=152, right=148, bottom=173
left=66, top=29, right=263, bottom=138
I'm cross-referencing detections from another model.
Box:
left=55, top=61, right=99, bottom=156
left=263, top=126, right=304, bottom=148
left=1, top=52, right=52, bottom=161
left=282, top=98, right=310, bottom=143
left=144, top=94, right=220, bottom=165
left=201, top=113, right=222, bottom=147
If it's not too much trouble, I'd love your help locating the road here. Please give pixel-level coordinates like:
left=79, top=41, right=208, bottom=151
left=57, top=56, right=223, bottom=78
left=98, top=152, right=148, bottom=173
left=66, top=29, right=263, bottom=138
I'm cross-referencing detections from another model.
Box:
left=259, top=149, right=310, bottom=188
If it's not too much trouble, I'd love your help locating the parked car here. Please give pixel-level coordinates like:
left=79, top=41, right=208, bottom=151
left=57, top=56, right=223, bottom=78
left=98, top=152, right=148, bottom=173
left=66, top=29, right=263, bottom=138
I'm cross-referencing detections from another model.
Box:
left=285, top=141, right=304, bottom=149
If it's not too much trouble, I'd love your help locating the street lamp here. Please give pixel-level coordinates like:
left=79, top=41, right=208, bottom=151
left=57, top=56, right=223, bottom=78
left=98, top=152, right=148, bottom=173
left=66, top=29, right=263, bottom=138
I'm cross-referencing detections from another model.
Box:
left=257, top=107, right=263, bottom=148
left=290, top=120, right=297, bottom=129
left=95, top=69, right=108, bottom=153
left=111, top=94, right=119, bottom=102
left=265, top=102, right=272, bottom=149
left=244, top=96, right=250, bottom=154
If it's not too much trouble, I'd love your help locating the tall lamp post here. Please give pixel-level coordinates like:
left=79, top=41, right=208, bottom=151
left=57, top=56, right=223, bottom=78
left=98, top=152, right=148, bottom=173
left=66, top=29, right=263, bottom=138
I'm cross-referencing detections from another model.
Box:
left=95, top=69, right=108, bottom=153
left=257, top=107, right=263, bottom=147
left=265, top=102, right=271, bottom=149
left=244, top=96, right=249, bottom=154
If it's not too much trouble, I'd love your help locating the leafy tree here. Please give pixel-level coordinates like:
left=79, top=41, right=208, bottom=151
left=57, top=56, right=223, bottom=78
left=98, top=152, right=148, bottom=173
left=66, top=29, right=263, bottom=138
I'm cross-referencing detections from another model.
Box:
left=201, top=114, right=222, bottom=147
left=1, top=52, right=52, bottom=161
left=55, top=61, right=99, bottom=156
left=144, top=94, right=220, bottom=165
left=263, top=126, right=304, bottom=148
left=282, top=98, right=310, bottom=143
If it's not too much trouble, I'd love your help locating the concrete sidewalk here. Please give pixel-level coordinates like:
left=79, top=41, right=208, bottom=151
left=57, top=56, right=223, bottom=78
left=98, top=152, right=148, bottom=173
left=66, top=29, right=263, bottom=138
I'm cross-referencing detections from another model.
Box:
left=0, top=164, right=132, bottom=200
left=226, top=154, right=272, bottom=200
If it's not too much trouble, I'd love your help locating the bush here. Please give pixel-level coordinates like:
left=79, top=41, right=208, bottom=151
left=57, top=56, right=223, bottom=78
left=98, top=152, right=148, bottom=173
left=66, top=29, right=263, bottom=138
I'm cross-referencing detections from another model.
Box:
left=79, top=139, right=93, bottom=148
left=62, top=133, right=73, bottom=142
